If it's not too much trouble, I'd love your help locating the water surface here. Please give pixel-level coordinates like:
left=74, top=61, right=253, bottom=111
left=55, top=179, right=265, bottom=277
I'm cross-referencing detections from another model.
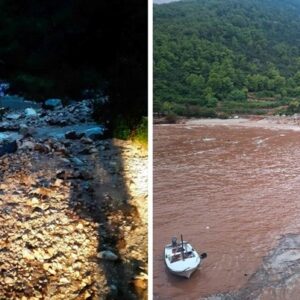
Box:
left=0, top=95, right=40, bottom=110
left=154, top=122, right=300, bottom=299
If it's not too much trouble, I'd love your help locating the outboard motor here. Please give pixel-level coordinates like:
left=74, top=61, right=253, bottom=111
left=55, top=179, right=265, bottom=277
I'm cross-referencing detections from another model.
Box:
left=171, top=237, right=177, bottom=248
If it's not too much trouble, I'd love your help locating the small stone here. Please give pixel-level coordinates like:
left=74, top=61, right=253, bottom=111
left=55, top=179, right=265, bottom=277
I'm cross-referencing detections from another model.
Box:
left=109, top=284, right=118, bottom=297
left=23, top=248, right=34, bottom=260
left=48, top=268, right=56, bottom=275
left=43, top=263, right=50, bottom=271
left=84, top=291, right=91, bottom=299
left=97, top=250, right=118, bottom=261
left=4, top=277, right=14, bottom=285
left=59, top=278, right=70, bottom=285
left=70, top=157, right=84, bottom=166
left=54, top=179, right=63, bottom=187
left=76, top=223, right=84, bottom=230
left=32, top=197, right=39, bottom=205
left=80, top=137, right=94, bottom=144
left=132, top=278, right=147, bottom=290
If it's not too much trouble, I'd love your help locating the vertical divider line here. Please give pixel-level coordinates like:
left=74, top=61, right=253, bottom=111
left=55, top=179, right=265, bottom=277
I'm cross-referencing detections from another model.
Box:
left=148, top=0, right=154, bottom=299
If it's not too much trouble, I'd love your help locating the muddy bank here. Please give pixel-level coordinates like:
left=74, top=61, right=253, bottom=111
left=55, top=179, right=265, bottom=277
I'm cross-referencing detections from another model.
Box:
left=185, top=115, right=300, bottom=131
left=155, top=114, right=300, bottom=130
left=0, top=100, right=147, bottom=299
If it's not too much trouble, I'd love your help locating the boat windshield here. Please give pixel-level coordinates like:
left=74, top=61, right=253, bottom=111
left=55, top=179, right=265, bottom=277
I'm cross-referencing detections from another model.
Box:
left=170, top=250, right=195, bottom=263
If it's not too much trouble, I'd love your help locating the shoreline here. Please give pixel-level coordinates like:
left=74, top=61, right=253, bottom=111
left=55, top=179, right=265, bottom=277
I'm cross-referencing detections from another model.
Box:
left=154, top=115, right=300, bottom=132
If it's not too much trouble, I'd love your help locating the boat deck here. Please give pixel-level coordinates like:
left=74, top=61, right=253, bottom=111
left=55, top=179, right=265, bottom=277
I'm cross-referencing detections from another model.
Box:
left=166, top=243, right=196, bottom=263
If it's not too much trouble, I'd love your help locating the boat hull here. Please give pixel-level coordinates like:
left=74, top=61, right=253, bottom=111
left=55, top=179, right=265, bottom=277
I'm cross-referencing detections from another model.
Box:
left=166, top=262, right=200, bottom=278
left=164, top=241, right=203, bottom=279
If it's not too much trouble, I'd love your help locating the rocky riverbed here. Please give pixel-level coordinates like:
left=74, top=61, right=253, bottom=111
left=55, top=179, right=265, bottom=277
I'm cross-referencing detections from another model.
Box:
left=0, top=98, right=148, bottom=299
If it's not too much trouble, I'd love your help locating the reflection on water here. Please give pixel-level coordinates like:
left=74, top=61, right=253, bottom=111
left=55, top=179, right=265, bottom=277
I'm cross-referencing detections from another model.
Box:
left=154, top=123, right=300, bottom=299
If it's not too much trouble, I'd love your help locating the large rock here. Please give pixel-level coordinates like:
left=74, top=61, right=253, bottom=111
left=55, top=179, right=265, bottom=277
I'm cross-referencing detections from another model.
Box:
left=48, top=118, right=67, bottom=126
left=0, top=133, right=10, bottom=142
left=65, top=131, right=84, bottom=140
left=6, top=113, right=21, bottom=120
left=19, top=140, right=36, bottom=150
left=25, top=108, right=38, bottom=117
left=43, top=99, right=62, bottom=110
left=19, top=124, right=36, bottom=136
left=0, top=140, right=18, bottom=156
left=34, top=143, right=51, bottom=153
left=0, top=132, right=22, bottom=142
left=84, top=127, right=104, bottom=140
left=0, top=122, right=20, bottom=131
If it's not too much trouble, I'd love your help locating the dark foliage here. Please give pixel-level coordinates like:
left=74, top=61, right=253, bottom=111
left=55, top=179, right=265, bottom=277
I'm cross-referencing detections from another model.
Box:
left=0, top=0, right=147, bottom=128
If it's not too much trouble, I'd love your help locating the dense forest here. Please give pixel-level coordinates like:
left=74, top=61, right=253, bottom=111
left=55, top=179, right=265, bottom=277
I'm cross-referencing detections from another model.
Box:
left=154, top=0, right=300, bottom=117
left=0, top=1, right=147, bottom=136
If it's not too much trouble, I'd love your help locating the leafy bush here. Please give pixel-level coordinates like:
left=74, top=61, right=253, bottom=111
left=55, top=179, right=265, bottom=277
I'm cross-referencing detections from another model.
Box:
left=165, top=113, right=178, bottom=123
left=132, top=117, right=148, bottom=146
left=287, top=100, right=300, bottom=114
left=255, top=90, right=276, bottom=98
left=289, top=87, right=300, bottom=97
left=227, top=89, right=247, bottom=102
left=206, top=97, right=218, bottom=108
left=217, top=112, right=230, bottom=119
left=113, top=117, right=131, bottom=140
left=184, top=106, right=217, bottom=118
left=13, top=74, right=54, bottom=100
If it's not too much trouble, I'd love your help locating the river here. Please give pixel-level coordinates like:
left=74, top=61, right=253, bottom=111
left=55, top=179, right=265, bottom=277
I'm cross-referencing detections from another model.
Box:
left=154, top=119, right=300, bottom=299
left=0, top=95, right=40, bottom=110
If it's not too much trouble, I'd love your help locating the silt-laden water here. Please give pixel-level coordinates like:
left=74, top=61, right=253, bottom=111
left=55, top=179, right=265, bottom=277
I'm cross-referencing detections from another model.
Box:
left=154, top=122, right=300, bottom=299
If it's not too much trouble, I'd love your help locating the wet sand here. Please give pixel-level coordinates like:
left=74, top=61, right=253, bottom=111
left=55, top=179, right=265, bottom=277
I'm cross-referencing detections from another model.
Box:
left=154, top=118, right=300, bottom=299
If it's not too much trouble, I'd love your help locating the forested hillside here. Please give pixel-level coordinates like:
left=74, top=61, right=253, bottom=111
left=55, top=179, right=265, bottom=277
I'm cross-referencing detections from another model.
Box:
left=154, top=0, right=300, bottom=117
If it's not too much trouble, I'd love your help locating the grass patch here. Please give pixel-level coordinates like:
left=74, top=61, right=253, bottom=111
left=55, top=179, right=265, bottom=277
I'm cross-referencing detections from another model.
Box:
left=112, top=116, right=148, bottom=149
left=132, top=117, right=148, bottom=147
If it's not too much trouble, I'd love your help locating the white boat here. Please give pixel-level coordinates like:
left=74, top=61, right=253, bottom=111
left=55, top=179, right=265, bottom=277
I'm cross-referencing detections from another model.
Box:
left=164, top=236, right=207, bottom=279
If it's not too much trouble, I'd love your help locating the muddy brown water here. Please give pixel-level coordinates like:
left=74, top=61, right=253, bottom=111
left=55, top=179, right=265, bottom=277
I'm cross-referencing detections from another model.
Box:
left=154, top=121, right=300, bottom=299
